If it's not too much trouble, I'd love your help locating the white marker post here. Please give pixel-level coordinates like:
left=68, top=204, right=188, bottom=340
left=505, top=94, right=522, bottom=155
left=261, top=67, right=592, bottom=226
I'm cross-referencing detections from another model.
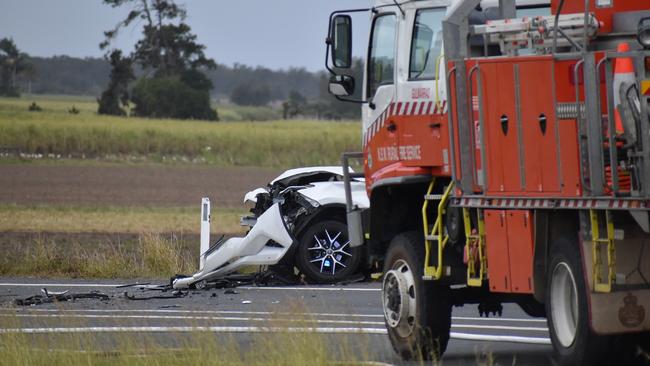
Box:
left=199, top=198, right=211, bottom=270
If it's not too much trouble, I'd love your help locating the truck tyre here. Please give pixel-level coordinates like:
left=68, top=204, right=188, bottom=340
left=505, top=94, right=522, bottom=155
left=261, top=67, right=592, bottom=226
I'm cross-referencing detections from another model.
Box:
left=296, top=220, right=360, bottom=284
left=382, top=231, right=452, bottom=361
left=546, top=237, right=609, bottom=366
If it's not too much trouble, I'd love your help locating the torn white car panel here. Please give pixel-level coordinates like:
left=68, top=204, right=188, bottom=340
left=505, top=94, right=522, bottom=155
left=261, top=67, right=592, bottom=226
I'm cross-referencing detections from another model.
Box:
left=173, top=203, right=293, bottom=289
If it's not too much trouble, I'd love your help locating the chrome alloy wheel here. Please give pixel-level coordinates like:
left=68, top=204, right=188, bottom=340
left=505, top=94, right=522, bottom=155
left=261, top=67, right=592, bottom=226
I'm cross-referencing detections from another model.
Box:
left=307, top=229, right=351, bottom=275
left=550, top=261, right=579, bottom=348
left=383, top=259, right=417, bottom=338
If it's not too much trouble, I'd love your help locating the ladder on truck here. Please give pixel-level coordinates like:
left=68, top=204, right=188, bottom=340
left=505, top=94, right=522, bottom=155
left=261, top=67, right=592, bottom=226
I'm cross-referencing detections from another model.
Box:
left=590, top=209, right=617, bottom=293
left=421, top=181, right=488, bottom=287
left=422, top=181, right=454, bottom=280
left=472, top=13, right=599, bottom=56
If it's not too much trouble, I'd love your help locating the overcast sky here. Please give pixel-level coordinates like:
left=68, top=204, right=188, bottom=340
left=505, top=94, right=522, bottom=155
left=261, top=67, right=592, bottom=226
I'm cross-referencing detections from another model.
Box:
left=0, top=0, right=371, bottom=72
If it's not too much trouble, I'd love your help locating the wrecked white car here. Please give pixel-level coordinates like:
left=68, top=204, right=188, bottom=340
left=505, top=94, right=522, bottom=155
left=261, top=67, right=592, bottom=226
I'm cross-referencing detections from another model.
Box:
left=173, top=167, right=369, bottom=289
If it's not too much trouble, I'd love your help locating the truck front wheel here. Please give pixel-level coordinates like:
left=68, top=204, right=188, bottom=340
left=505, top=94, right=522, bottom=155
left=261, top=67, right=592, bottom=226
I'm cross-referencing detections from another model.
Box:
left=382, top=231, right=452, bottom=361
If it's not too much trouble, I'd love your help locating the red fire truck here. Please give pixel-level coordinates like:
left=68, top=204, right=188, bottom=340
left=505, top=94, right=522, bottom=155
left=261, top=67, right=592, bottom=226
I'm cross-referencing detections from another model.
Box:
left=328, top=0, right=650, bottom=364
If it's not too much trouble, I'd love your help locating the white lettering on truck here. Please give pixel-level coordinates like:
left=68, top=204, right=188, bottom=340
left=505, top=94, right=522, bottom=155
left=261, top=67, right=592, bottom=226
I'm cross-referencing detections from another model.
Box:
left=377, top=145, right=421, bottom=162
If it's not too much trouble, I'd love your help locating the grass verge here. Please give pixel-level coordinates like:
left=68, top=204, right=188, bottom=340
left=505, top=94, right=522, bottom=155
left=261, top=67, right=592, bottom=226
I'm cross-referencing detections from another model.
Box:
left=0, top=96, right=361, bottom=168
left=0, top=232, right=197, bottom=278
left=0, top=204, right=247, bottom=278
left=0, top=204, right=246, bottom=235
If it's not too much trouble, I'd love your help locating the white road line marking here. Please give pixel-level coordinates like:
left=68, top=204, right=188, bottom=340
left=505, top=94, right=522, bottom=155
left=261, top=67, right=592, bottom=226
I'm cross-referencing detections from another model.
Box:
left=4, top=313, right=385, bottom=326
left=0, top=283, right=120, bottom=288
left=0, top=308, right=385, bottom=319
left=0, top=309, right=546, bottom=324
left=453, top=316, right=547, bottom=323
left=3, top=313, right=549, bottom=332
left=0, top=283, right=380, bottom=292
left=0, top=326, right=553, bottom=344
left=450, top=332, right=551, bottom=345
left=237, top=286, right=381, bottom=292
left=0, top=326, right=388, bottom=335
left=452, top=324, right=548, bottom=332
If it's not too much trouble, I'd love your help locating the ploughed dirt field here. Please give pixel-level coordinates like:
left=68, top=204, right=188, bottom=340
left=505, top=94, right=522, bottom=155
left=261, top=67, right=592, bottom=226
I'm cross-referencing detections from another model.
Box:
left=0, top=164, right=280, bottom=208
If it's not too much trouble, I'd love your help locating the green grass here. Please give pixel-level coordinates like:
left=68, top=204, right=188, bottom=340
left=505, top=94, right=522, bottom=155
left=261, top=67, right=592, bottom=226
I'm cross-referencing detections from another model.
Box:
left=0, top=96, right=361, bottom=168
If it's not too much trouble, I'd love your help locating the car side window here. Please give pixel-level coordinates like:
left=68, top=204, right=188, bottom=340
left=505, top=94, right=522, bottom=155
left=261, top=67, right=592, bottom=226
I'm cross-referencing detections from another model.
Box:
left=409, top=8, right=445, bottom=80
left=367, top=14, right=397, bottom=98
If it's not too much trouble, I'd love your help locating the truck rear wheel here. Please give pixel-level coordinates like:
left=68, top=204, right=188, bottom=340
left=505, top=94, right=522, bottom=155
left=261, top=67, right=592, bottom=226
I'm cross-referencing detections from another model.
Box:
left=382, top=231, right=451, bottom=361
left=546, top=237, right=609, bottom=366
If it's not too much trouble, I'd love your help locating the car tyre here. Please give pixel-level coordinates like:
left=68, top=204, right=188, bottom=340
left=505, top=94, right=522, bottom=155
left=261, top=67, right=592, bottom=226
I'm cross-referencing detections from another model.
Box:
left=296, top=220, right=360, bottom=284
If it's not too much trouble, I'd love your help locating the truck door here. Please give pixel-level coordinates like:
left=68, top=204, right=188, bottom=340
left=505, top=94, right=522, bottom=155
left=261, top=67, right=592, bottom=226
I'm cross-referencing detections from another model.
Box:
left=398, top=8, right=448, bottom=170
left=364, top=13, right=398, bottom=173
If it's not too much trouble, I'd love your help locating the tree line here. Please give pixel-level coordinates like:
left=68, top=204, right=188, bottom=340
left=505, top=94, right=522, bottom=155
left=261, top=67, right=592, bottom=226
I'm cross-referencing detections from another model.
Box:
left=1, top=0, right=362, bottom=120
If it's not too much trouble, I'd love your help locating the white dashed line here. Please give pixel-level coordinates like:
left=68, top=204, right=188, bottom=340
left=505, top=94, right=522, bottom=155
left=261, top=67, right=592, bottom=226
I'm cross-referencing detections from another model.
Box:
left=0, top=283, right=380, bottom=292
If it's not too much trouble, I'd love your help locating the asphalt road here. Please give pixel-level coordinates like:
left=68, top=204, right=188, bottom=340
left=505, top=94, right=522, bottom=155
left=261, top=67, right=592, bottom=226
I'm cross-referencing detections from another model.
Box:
left=0, top=279, right=555, bottom=365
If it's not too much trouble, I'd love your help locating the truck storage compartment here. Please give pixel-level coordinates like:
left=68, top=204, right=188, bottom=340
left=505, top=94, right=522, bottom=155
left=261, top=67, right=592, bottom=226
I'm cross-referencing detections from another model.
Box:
left=484, top=209, right=535, bottom=294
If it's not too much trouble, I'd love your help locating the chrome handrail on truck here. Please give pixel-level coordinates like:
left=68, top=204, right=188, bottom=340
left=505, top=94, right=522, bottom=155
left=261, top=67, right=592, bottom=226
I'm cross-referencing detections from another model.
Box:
left=341, top=151, right=365, bottom=247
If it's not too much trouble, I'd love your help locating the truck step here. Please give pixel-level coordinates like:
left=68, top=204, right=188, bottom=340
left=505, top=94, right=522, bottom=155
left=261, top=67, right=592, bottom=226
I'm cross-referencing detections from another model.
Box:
left=424, top=194, right=443, bottom=201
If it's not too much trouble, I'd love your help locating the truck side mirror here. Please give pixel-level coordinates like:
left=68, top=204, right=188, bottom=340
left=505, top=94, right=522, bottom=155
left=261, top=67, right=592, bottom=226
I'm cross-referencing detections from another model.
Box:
left=331, top=15, right=352, bottom=69
left=329, top=75, right=355, bottom=97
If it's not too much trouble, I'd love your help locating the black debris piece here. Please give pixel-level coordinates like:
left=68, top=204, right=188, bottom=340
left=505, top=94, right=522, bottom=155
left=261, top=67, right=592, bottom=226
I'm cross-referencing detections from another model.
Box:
left=116, top=282, right=151, bottom=288
left=117, top=283, right=169, bottom=291
left=14, top=288, right=110, bottom=306
left=123, top=290, right=187, bottom=301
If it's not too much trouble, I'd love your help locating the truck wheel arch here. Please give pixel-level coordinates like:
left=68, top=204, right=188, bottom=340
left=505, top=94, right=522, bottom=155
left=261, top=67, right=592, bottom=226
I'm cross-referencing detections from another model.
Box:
left=366, top=177, right=446, bottom=268
left=533, top=210, right=580, bottom=303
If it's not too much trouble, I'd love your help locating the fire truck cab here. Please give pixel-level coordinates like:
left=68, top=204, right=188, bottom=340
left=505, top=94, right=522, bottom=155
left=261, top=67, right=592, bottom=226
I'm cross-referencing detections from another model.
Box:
left=328, top=0, right=650, bottom=364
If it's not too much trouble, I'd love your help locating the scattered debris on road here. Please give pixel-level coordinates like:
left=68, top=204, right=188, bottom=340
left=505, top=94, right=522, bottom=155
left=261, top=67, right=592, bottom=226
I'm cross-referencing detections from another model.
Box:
left=7, top=267, right=357, bottom=307
left=14, top=288, right=109, bottom=306
left=123, top=290, right=187, bottom=301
